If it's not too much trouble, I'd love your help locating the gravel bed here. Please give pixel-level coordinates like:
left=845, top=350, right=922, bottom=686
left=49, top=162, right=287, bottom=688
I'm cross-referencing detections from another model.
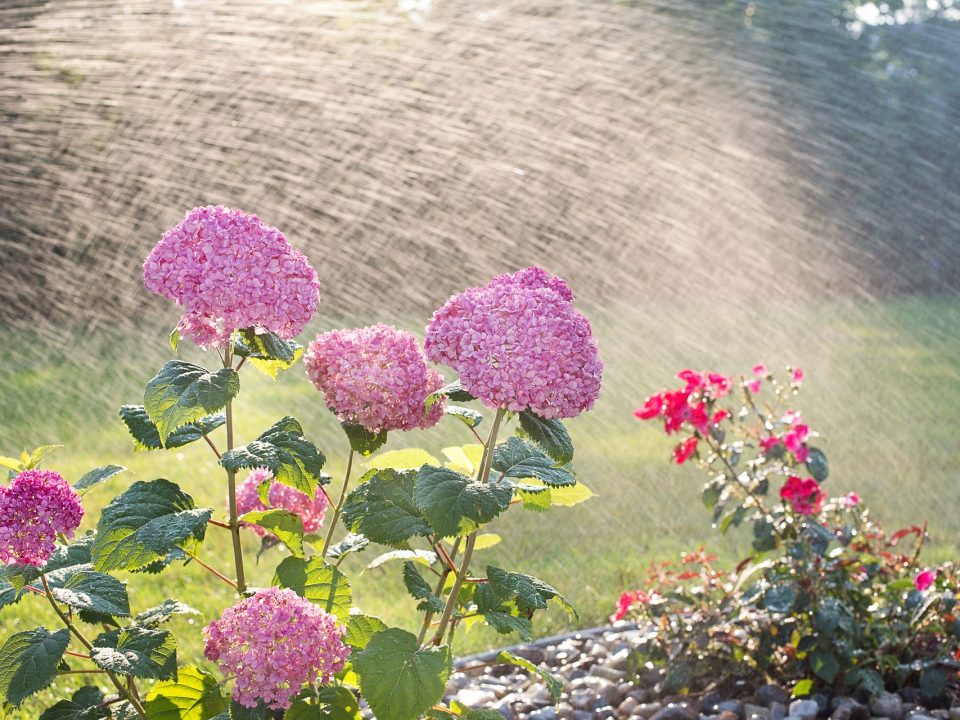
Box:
left=438, top=624, right=960, bottom=720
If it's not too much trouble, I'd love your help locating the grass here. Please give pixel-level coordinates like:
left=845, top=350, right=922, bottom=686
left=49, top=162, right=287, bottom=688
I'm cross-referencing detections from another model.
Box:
left=0, top=294, right=958, bottom=717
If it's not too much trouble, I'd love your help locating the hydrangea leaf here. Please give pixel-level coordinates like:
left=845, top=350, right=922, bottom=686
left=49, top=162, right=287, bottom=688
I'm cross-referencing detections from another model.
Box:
left=144, top=360, right=240, bottom=445
left=353, top=628, right=451, bottom=720
left=274, top=556, right=352, bottom=622
left=483, top=612, right=533, bottom=640
left=341, top=469, right=432, bottom=546
left=486, top=565, right=577, bottom=618
left=341, top=422, right=387, bottom=457
left=229, top=700, right=273, bottom=719
left=496, top=650, right=563, bottom=701
left=132, top=599, right=199, bottom=628
left=241, top=509, right=305, bottom=557
left=326, top=533, right=369, bottom=562
left=444, top=406, right=483, bottom=429
left=143, top=665, right=228, bottom=720
left=0, top=628, right=70, bottom=707
left=90, top=626, right=177, bottom=680
left=119, top=405, right=226, bottom=452
left=91, top=479, right=211, bottom=573
left=414, top=465, right=513, bottom=538
left=286, top=686, right=361, bottom=720
left=38, top=685, right=109, bottom=720
left=402, top=561, right=445, bottom=612
left=344, top=614, right=388, bottom=650
left=805, top=447, right=829, bottom=483
left=492, top=437, right=575, bottom=487
left=425, top=381, right=476, bottom=411
left=366, top=548, right=437, bottom=570
left=235, top=328, right=304, bottom=379
left=365, top=448, right=439, bottom=472
left=220, top=417, right=326, bottom=497
left=517, top=412, right=574, bottom=465
left=44, top=564, right=131, bottom=617
left=74, top=465, right=126, bottom=493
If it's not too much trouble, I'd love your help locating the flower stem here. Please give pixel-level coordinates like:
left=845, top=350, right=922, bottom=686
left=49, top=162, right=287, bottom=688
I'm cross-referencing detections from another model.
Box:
left=320, top=449, right=355, bottom=559
left=223, top=343, right=247, bottom=595
left=40, top=575, right=148, bottom=720
left=429, top=409, right=505, bottom=646
left=417, top=537, right=461, bottom=645
left=185, top=550, right=239, bottom=589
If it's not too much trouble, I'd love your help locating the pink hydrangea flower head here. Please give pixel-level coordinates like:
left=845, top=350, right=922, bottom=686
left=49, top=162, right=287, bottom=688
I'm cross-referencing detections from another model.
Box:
left=144, top=206, right=320, bottom=348
left=304, top=324, right=445, bottom=433
left=0, top=470, right=84, bottom=566
left=204, top=587, right=350, bottom=710
left=424, top=267, right=603, bottom=419
left=915, top=569, right=936, bottom=592
left=235, top=468, right=327, bottom=536
left=779, top=475, right=824, bottom=516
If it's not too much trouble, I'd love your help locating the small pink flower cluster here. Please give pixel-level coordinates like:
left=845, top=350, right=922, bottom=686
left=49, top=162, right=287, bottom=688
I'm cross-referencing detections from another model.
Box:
left=915, top=569, right=936, bottom=592
left=0, top=470, right=83, bottom=566
left=304, top=324, right=445, bottom=433
left=235, top=468, right=327, bottom=536
left=610, top=589, right=655, bottom=622
left=424, top=267, right=603, bottom=419
left=203, top=587, right=350, bottom=710
left=143, top=206, right=320, bottom=348
left=779, top=475, right=824, bottom=515
left=760, top=413, right=812, bottom=463
left=634, top=369, right=733, bottom=464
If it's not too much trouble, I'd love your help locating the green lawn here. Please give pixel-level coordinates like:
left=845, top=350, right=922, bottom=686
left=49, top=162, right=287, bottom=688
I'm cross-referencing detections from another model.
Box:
left=0, top=295, right=957, bottom=716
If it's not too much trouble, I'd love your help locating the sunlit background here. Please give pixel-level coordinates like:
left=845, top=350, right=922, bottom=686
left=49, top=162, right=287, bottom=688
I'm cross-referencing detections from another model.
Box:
left=1, top=0, right=958, bottom=668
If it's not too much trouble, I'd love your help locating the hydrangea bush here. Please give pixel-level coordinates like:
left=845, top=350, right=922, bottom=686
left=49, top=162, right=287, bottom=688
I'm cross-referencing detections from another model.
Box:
left=0, top=206, right=602, bottom=719
left=619, top=366, right=959, bottom=700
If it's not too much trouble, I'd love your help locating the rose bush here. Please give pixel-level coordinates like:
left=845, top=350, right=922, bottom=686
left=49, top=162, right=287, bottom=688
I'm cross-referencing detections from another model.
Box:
left=619, top=366, right=959, bottom=700
left=0, top=206, right=601, bottom=719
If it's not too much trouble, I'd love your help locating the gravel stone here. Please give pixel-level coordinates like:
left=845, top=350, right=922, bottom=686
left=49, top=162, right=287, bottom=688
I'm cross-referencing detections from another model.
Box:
left=649, top=705, right=697, bottom=720
left=634, top=704, right=665, bottom=719
left=744, top=704, right=770, bottom=719
left=789, top=699, right=819, bottom=720
left=755, top=686, right=791, bottom=707
left=870, top=693, right=904, bottom=720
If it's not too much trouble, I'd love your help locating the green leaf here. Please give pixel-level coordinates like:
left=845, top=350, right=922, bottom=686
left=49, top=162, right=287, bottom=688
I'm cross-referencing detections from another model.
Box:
left=344, top=614, right=388, bottom=650
left=91, top=479, right=211, bottom=572
left=365, top=449, right=439, bottom=472
left=0, top=628, right=70, bottom=707
left=74, top=465, right=126, bottom=493
left=220, top=417, right=326, bottom=497
left=805, top=447, right=829, bottom=483
left=752, top=519, right=778, bottom=553
left=132, top=599, right=199, bottom=628
left=229, top=700, right=273, bottom=719
left=143, top=665, right=229, bottom=720
left=286, top=687, right=361, bottom=720
left=414, top=465, right=513, bottom=538
left=517, top=488, right=552, bottom=512
left=44, top=564, right=130, bottom=617
left=39, top=686, right=109, bottom=720
left=848, top=667, right=884, bottom=696
left=810, top=649, right=839, bottom=683
left=492, top=437, right=575, bottom=487
left=482, top=612, right=533, bottom=640
left=486, top=566, right=577, bottom=618
left=764, top=582, right=798, bottom=613
left=91, top=626, right=177, bottom=679
left=119, top=405, right=226, bottom=452
left=235, top=328, right=303, bottom=379
left=326, top=533, right=369, bottom=562
left=920, top=666, right=947, bottom=699
left=366, top=549, right=437, bottom=570
left=402, top=562, right=444, bottom=612
left=169, top=327, right=181, bottom=352
left=341, top=423, right=388, bottom=457
left=496, top=650, right=563, bottom=702
left=144, top=360, right=239, bottom=445
left=25, top=445, right=62, bottom=469
left=241, top=509, right=305, bottom=557
left=341, top=469, right=431, bottom=546
left=792, top=679, right=815, bottom=698
left=274, top=557, right=352, bottom=621
left=444, top=406, right=483, bottom=429
left=353, top=629, right=451, bottom=720
left=517, top=412, right=574, bottom=465
left=425, top=381, right=475, bottom=411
